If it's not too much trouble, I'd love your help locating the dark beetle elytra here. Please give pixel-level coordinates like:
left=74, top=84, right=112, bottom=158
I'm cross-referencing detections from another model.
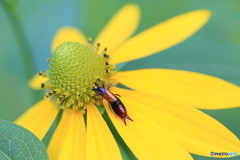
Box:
left=95, top=83, right=133, bottom=125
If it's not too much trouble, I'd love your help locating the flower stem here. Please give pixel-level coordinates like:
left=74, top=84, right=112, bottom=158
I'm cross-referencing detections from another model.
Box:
left=1, top=0, right=36, bottom=79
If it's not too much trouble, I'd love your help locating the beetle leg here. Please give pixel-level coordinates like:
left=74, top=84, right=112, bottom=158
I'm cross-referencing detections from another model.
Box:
left=108, top=102, right=113, bottom=112
left=107, top=84, right=110, bottom=90
left=114, top=94, right=121, bottom=98
left=97, top=97, right=103, bottom=104
left=102, top=83, right=105, bottom=89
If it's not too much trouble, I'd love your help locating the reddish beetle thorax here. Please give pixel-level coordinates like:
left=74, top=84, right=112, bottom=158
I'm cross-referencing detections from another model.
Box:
left=101, top=90, right=117, bottom=102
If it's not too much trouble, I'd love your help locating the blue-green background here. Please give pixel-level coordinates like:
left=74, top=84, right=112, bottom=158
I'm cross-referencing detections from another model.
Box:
left=1, top=0, right=240, bottom=159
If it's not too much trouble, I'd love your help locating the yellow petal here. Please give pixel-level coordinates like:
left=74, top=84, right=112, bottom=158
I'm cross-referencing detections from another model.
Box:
left=51, top=26, right=88, bottom=52
left=86, top=103, right=122, bottom=160
left=115, top=69, right=240, bottom=109
left=28, top=74, right=48, bottom=89
left=94, top=4, right=140, bottom=53
left=109, top=87, right=240, bottom=157
left=103, top=100, right=193, bottom=160
left=15, top=99, right=58, bottom=140
left=48, top=110, right=85, bottom=160
left=110, top=10, right=211, bottom=64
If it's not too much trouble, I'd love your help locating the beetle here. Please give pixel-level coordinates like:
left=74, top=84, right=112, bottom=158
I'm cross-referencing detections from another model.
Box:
left=94, top=83, right=133, bottom=125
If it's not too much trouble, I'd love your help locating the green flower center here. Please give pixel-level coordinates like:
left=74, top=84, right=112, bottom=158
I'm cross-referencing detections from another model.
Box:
left=40, top=41, right=116, bottom=113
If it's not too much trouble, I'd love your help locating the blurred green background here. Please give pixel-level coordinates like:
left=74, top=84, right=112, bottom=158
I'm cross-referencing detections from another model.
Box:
left=1, top=0, right=240, bottom=159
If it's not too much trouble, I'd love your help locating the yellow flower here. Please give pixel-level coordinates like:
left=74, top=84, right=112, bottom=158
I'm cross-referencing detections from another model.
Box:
left=16, top=4, right=240, bottom=160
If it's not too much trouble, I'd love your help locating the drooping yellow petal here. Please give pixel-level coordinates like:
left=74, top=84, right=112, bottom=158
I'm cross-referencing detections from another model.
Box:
left=28, top=74, right=48, bottom=89
left=103, top=101, right=193, bottom=160
left=94, top=4, right=140, bottom=53
left=110, top=87, right=240, bottom=157
left=15, top=99, right=58, bottom=140
left=48, top=110, right=85, bottom=160
left=86, top=103, right=122, bottom=160
left=110, top=10, right=211, bottom=64
left=115, top=69, right=240, bottom=109
left=51, top=26, right=88, bottom=52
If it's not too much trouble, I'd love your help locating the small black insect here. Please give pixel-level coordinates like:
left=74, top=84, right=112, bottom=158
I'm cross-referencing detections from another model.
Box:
left=95, top=83, right=133, bottom=125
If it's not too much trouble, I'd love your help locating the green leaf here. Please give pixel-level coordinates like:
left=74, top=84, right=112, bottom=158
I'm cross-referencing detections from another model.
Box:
left=0, top=120, right=49, bottom=160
